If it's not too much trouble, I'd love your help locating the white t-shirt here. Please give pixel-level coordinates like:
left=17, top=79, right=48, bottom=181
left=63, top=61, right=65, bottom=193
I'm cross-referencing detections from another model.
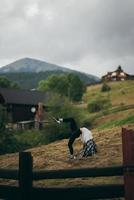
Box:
left=80, top=127, right=93, bottom=144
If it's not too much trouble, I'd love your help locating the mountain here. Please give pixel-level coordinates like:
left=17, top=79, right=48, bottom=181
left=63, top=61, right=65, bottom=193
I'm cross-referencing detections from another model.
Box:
left=0, top=58, right=100, bottom=89
left=0, top=58, right=70, bottom=73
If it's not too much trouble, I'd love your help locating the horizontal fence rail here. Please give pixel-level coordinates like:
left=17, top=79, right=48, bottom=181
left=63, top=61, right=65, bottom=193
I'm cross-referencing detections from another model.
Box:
left=0, top=166, right=124, bottom=180
left=33, top=166, right=123, bottom=180
left=0, top=169, right=18, bottom=180
left=32, top=184, right=124, bottom=200
left=0, top=185, right=19, bottom=200
left=0, top=184, right=124, bottom=200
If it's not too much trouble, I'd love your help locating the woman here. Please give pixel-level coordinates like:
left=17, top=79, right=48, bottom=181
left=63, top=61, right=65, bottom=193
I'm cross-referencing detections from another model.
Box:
left=79, top=127, right=97, bottom=157
left=56, top=117, right=97, bottom=159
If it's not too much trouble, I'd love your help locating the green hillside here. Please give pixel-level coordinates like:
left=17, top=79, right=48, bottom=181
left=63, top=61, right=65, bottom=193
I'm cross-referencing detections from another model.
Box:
left=84, top=80, right=134, bottom=106
left=82, top=80, right=134, bottom=130
left=0, top=71, right=99, bottom=89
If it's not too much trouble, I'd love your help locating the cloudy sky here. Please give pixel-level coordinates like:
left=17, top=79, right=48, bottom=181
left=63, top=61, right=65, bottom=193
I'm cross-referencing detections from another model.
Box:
left=0, top=0, right=134, bottom=77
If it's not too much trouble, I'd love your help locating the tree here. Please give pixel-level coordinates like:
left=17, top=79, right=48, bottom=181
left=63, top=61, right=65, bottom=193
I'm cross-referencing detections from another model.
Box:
left=0, top=76, right=20, bottom=89
left=37, top=79, right=49, bottom=91
left=67, top=73, right=85, bottom=101
left=38, top=73, right=85, bottom=102
left=48, top=75, right=68, bottom=96
left=0, top=76, right=11, bottom=88
left=10, top=81, right=20, bottom=89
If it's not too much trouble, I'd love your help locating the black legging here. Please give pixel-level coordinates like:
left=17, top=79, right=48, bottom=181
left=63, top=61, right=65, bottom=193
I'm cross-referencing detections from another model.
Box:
left=62, top=118, right=81, bottom=155
left=68, top=129, right=81, bottom=155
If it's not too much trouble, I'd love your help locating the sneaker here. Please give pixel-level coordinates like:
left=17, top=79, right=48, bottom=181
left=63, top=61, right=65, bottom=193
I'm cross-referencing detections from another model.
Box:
left=73, top=156, right=76, bottom=159
left=68, top=154, right=74, bottom=159
left=68, top=155, right=76, bottom=159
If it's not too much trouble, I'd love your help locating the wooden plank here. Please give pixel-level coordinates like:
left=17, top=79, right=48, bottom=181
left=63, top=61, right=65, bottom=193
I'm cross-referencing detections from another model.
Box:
left=0, top=169, right=18, bottom=180
left=0, top=185, right=19, bottom=200
left=33, top=166, right=123, bottom=180
left=31, top=184, right=124, bottom=200
left=0, top=184, right=124, bottom=200
left=19, top=152, right=33, bottom=200
left=122, top=128, right=134, bottom=200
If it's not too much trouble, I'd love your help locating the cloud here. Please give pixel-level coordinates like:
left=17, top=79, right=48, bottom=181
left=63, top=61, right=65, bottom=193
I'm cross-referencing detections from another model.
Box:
left=0, top=0, right=134, bottom=77
left=25, top=3, right=39, bottom=18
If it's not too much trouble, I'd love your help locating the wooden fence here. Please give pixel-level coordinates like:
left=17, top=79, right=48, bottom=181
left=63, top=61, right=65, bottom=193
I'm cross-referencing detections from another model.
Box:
left=0, top=128, right=134, bottom=200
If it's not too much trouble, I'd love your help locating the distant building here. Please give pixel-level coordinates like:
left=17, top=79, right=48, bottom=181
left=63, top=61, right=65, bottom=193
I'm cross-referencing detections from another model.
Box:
left=102, top=66, right=134, bottom=81
left=0, top=88, right=49, bottom=128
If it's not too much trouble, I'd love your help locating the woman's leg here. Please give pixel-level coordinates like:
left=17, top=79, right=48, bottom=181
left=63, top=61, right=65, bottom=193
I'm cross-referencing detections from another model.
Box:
left=83, top=140, right=97, bottom=157
left=68, top=133, right=77, bottom=155
left=68, top=129, right=81, bottom=155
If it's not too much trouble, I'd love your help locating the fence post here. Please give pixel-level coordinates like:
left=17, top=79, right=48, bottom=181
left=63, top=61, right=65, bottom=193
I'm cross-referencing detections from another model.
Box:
left=19, top=152, right=33, bottom=200
left=122, top=128, right=134, bottom=200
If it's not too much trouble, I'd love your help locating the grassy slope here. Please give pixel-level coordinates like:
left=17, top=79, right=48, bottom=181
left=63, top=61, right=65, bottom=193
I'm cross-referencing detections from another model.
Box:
left=84, top=80, right=134, bottom=106
left=83, top=80, right=134, bottom=129
left=0, top=80, right=134, bottom=200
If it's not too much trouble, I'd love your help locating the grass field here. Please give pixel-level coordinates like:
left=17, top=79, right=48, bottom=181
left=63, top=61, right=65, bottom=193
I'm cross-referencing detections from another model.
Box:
left=84, top=80, right=134, bottom=106
left=82, top=80, right=134, bottom=129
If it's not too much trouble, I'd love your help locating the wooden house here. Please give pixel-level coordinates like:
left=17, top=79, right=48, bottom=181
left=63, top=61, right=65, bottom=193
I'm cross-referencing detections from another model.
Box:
left=0, top=88, right=49, bottom=125
left=102, top=66, right=134, bottom=81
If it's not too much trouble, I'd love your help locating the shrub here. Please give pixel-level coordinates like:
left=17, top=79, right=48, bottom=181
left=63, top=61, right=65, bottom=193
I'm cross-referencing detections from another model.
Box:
left=87, top=96, right=111, bottom=113
left=13, top=129, right=44, bottom=149
left=120, top=89, right=126, bottom=94
left=0, top=106, right=20, bottom=154
left=0, top=130, right=21, bottom=155
left=101, top=83, right=111, bottom=92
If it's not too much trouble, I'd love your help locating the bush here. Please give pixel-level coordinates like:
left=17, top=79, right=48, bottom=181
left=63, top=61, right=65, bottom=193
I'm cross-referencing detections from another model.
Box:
left=13, top=129, right=44, bottom=149
left=0, top=106, right=21, bottom=154
left=101, top=83, right=111, bottom=92
left=87, top=96, right=111, bottom=113
left=0, top=130, right=21, bottom=155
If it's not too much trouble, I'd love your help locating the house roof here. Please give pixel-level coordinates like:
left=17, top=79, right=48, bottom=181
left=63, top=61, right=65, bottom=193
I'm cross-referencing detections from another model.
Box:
left=102, top=66, right=134, bottom=79
left=0, top=88, right=49, bottom=105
